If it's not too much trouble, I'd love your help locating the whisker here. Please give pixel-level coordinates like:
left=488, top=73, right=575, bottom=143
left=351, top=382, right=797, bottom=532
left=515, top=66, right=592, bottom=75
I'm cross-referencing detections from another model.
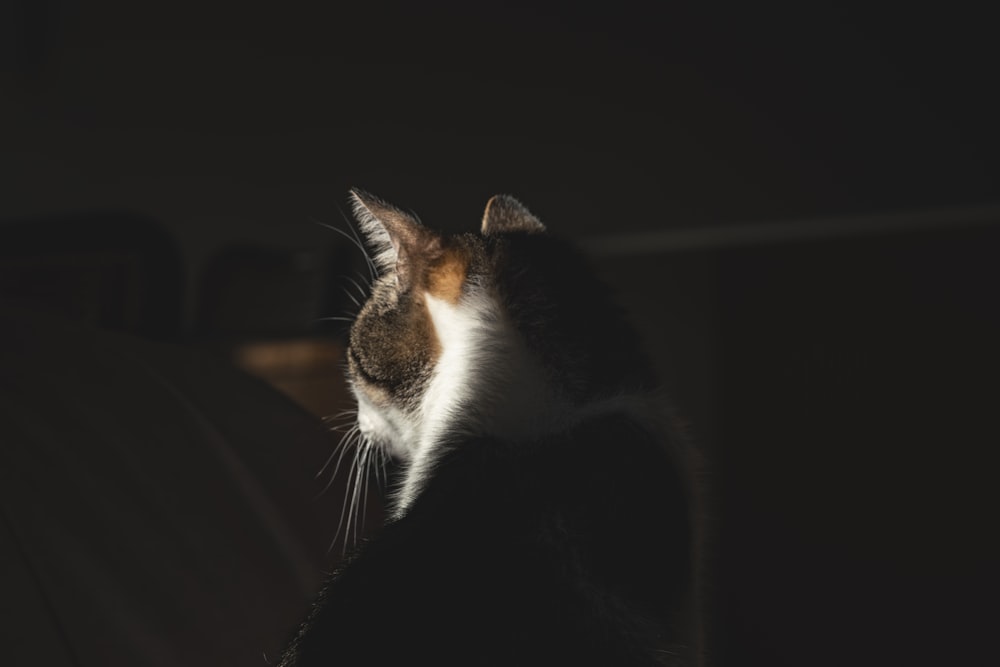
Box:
left=319, top=414, right=354, bottom=432
left=349, top=443, right=369, bottom=549
left=314, top=414, right=359, bottom=477
left=315, top=438, right=347, bottom=480
left=353, top=270, right=374, bottom=295
left=377, top=446, right=390, bottom=493
left=342, top=449, right=360, bottom=553
left=371, top=446, right=384, bottom=493
left=312, top=218, right=370, bottom=259
left=316, top=426, right=359, bottom=497
left=341, top=286, right=361, bottom=308
left=360, top=441, right=373, bottom=533
left=339, top=206, right=379, bottom=282
left=344, top=275, right=368, bottom=302
left=329, top=422, right=357, bottom=433
left=327, top=426, right=359, bottom=481
left=318, top=210, right=379, bottom=283
left=330, top=443, right=361, bottom=554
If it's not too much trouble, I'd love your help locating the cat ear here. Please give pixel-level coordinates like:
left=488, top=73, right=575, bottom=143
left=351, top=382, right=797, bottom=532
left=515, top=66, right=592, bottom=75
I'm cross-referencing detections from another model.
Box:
left=349, top=188, right=440, bottom=289
left=481, top=195, right=546, bottom=236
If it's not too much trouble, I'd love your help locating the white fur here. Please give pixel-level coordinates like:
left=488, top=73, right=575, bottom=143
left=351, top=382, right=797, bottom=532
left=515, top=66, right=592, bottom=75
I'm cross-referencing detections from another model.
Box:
left=393, top=286, right=557, bottom=513
left=353, top=391, right=415, bottom=462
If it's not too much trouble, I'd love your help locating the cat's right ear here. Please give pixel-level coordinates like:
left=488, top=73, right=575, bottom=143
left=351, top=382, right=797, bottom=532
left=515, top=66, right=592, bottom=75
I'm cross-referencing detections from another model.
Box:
left=349, top=189, right=440, bottom=290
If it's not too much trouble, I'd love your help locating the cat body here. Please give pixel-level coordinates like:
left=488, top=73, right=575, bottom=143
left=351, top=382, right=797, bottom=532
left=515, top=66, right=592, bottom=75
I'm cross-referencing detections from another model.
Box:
left=280, top=192, right=697, bottom=665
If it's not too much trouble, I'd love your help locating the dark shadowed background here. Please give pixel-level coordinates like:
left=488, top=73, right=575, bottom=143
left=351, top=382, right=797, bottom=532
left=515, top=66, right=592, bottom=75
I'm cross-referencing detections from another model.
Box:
left=2, top=1, right=998, bottom=665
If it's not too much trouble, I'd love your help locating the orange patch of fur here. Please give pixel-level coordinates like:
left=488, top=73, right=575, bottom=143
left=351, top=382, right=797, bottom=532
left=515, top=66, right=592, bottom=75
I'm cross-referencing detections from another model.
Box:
left=426, top=248, right=469, bottom=304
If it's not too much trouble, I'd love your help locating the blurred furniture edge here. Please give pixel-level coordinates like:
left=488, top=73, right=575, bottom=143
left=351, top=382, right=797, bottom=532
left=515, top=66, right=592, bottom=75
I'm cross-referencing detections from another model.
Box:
left=0, top=212, right=367, bottom=664
left=0, top=302, right=349, bottom=666
left=0, top=210, right=184, bottom=340
left=0, top=210, right=360, bottom=418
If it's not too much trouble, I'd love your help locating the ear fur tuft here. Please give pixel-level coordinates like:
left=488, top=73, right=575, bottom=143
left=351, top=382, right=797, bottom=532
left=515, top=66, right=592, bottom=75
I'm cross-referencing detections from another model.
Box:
left=350, top=189, right=401, bottom=274
left=349, top=189, right=440, bottom=287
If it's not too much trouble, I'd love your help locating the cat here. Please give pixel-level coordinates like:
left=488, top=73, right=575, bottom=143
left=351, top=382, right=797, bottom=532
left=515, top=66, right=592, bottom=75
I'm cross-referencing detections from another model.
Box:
left=279, top=190, right=700, bottom=666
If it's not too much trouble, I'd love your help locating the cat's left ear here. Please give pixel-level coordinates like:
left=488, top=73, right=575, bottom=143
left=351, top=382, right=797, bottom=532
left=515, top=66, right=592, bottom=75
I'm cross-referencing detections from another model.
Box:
left=350, top=189, right=441, bottom=289
left=481, top=195, right=546, bottom=236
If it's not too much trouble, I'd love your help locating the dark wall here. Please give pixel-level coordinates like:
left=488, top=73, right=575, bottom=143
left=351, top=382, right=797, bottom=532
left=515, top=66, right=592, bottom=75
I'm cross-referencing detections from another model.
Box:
left=715, top=225, right=999, bottom=665
left=4, top=0, right=999, bottom=233
left=594, top=219, right=999, bottom=666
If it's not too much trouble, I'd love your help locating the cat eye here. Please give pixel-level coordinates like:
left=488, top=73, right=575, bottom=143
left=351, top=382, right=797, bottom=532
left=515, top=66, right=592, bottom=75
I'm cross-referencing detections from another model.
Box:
left=348, top=346, right=388, bottom=387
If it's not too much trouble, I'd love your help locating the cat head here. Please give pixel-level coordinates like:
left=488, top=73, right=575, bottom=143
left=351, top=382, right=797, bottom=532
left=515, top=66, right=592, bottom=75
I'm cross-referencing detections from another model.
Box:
left=344, top=190, right=651, bottom=496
